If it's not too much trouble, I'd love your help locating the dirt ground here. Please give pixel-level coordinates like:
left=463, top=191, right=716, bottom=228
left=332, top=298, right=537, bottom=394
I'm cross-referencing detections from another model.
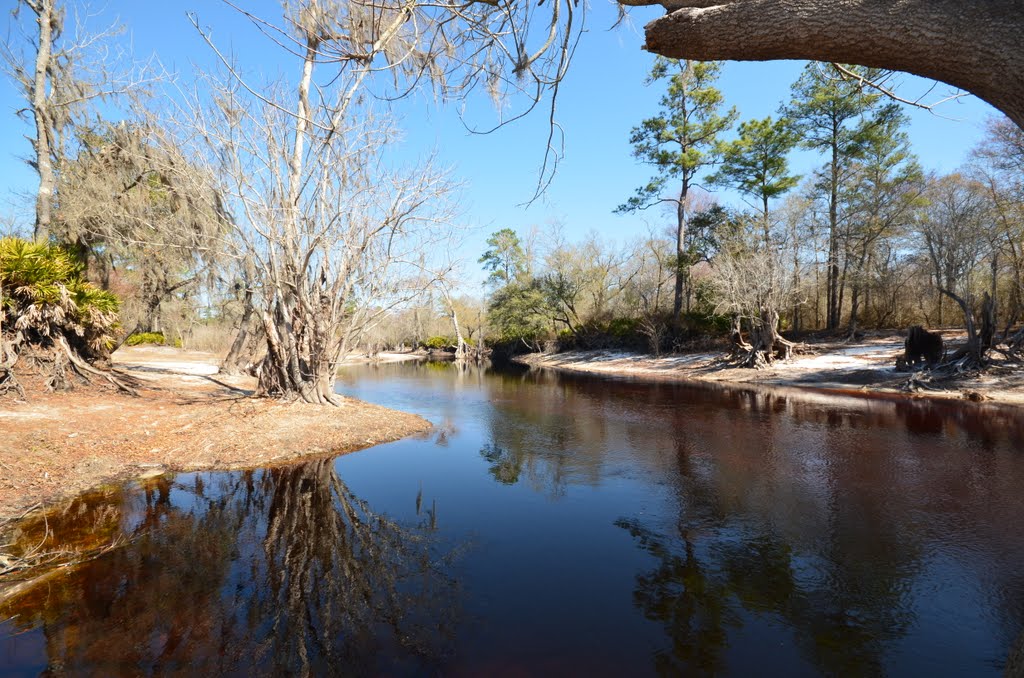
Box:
left=518, top=331, right=1024, bottom=408
left=0, top=346, right=431, bottom=520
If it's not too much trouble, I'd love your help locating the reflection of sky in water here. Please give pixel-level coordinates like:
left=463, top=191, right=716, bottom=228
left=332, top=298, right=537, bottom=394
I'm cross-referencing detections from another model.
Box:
left=3, top=362, right=1024, bottom=676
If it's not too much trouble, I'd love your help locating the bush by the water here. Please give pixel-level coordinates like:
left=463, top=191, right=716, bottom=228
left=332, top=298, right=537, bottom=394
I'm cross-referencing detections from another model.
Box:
left=422, top=335, right=454, bottom=350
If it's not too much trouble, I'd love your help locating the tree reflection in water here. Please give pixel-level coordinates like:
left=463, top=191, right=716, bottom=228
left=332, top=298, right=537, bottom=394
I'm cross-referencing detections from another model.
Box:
left=468, top=370, right=957, bottom=675
left=260, top=459, right=458, bottom=675
left=615, top=519, right=734, bottom=677
left=0, top=460, right=460, bottom=676
left=616, top=430, right=923, bottom=678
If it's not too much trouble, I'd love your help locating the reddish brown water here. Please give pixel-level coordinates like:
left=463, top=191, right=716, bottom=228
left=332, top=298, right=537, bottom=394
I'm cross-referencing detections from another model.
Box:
left=2, top=362, right=1024, bottom=676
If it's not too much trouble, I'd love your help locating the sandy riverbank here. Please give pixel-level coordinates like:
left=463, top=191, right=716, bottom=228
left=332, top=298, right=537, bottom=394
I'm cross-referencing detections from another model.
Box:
left=516, top=333, right=1024, bottom=408
left=0, top=346, right=431, bottom=520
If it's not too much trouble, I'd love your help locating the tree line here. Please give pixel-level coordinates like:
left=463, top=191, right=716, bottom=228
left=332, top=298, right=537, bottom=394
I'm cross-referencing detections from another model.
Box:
left=478, top=60, right=1024, bottom=365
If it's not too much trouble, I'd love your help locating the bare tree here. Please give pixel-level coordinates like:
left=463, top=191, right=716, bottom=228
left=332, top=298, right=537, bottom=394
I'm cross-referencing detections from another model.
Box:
left=912, top=173, right=1000, bottom=367
left=622, top=234, right=675, bottom=354
left=190, top=85, right=456, bottom=402
left=915, top=174, right=990, bottom=327
left=438, top=282, right=471, bottom=362
left=197, top=0, right=582, bottom=198
left=173, top=0, right=582, bottom=404
left=540, top=232, right=637, bottom=336
left=708, top=218, right=799, bottom=368
left=3, top=0, right=148, bottom=240
left=971, top=118, right=1024, bottom=337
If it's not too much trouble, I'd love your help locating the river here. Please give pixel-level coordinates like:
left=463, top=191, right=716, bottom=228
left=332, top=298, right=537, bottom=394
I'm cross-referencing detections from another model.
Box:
left=2, top=361, right=1024, bottom=676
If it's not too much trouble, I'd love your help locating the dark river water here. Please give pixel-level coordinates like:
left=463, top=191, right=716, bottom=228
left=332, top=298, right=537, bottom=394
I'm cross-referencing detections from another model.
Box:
left=3, top=362, right=1024, bottom=676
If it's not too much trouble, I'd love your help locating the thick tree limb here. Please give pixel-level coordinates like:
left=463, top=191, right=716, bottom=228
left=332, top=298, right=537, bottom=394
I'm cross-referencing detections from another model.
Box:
left=636, top=0, right=1024, bottom=128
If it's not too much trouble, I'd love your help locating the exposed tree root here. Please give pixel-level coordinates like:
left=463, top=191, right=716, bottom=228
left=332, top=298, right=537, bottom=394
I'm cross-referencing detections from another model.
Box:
left=733, top=309, right=798, bottom=369
left=1009, top=326, right=1024, bottom=351
left=899, top=371, right=948, bottom=393
left=56, top=336, right=139, bottom=397
left=251, top=352, right=343, bottom=406
left=0, top=337, right=25, bottom=399
left=898, top=350, right=990, bottom=393
left=0, top=368, right=25, bottom=400
left=0, top=338, right=141, bottom=401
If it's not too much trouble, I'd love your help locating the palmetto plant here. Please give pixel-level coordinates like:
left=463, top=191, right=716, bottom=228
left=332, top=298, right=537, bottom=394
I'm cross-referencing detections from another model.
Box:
left=1, top=237, right=132, bottom=396
left=1, top=237, right=119, bottom=354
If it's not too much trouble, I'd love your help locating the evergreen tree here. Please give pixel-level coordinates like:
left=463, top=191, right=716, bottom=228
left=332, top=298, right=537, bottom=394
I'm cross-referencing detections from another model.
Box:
left=617, top=58, right=737, bottom=330
left=782, top=63, right=889, bottom=330
left=709, top=116, right=799, bottom=247
left=840, top=106, right=924, bottom=333
left=479, top=228, right=528, bottom=287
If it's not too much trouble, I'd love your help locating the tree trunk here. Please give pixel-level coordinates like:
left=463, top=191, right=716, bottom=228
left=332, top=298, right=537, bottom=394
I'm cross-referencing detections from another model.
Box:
left=31, top=0, right=56, bottom=241
left=637, top=0, right=1024, bottom=130
left=979, top=291, right=995, bottom=355
left=847, top=249, right=869, bottom=337
left=848, top=286, right=860, bottom=337
left=256, top=303, right=341, bottom=406
left=442, top=286, right=470, bottom=363
left=740, top=308, right=795, bottom=368
left=1006, top=236, right=1024, bottom=336
left=222, top=257, right=258, bottom=375
left=730, top=314, right=752, bottom=357
left=791, top=221, right=801, bottom=333
left=221, top=283, right=257, bottom=375
left=827, top=142, right=840, bottom=330
left=139, top=293, right=162, bottom=334
left=673, top=177, right=689, bottom=333
left=939, top=287, right=990, bottom=366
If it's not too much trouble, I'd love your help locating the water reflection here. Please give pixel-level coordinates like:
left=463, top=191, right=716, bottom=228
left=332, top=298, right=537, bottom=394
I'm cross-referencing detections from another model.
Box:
left=4, top=363, right=1024, bottom=676
left=1, top=460, right=458, bottom=676
left=464, top=368, right=1024, bottom=674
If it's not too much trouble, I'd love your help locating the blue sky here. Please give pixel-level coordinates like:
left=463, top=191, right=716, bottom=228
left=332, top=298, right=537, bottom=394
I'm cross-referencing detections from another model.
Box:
left=0, top=1, right=1001, bottom=288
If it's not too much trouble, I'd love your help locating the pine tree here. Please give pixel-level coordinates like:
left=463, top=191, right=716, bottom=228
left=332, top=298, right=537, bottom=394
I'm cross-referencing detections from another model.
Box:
left=617, top=58, right=737, bottom=330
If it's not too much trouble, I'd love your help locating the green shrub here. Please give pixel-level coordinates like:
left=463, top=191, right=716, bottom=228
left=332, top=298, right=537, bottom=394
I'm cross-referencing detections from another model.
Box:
left=125, top=332, right=167, bottom=346
left=606, top=317, right=640, bottom=338
left=421, top=335, right=453, bottom=350
left=681, top=310, right=731, bottom=334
